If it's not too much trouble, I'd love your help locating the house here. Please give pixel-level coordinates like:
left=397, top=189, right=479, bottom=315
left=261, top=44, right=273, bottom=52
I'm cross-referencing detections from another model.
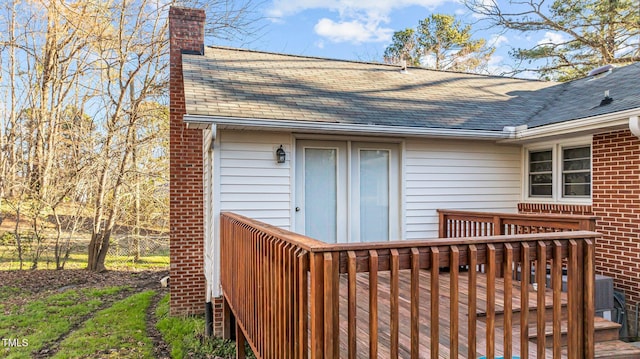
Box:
left=168, top=6, right=640, bottom=351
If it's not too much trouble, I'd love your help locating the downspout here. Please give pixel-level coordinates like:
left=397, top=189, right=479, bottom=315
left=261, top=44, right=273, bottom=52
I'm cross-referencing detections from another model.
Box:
left=629, top=116, right=640, bottom=138
left=204, top=126, right=215, bottom=337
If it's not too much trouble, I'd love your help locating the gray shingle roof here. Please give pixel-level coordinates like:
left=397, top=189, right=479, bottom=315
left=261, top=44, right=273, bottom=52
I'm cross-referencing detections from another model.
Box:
left=182, top=46, right=640, bottom=132
left=524, top=62, right=640, bottom=128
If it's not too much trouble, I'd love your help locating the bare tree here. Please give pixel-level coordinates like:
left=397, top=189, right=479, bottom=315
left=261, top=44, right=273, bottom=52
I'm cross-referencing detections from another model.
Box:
left=465, top=0, right=640, bottom=80
left=0, top=0, right=264, bottom=271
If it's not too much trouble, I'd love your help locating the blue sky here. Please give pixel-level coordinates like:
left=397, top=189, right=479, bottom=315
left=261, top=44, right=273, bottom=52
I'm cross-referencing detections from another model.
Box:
left=214, top=0, right=566, bottom=77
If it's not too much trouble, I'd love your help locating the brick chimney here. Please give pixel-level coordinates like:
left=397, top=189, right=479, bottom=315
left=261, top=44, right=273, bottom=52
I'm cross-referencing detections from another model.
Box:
left=169, top=7, right=206, bottom=316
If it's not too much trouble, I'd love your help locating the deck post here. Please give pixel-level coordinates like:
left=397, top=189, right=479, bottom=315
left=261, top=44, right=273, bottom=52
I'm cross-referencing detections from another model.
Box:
left=492, top=215, right=502, bottom=235
left=438, top=210, right=447, bottom=238
left=236, top=320, right=246, bottom=359
left=579, top=217, right=596, bottom=231
left=223, top=296, right=232, bottom=339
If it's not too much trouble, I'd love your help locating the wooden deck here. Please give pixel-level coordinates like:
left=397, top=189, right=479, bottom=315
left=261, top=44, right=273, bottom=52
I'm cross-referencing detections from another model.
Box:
left=220, top=211, right=608, bottom=359
left=337, top=269, right=562, bottom=358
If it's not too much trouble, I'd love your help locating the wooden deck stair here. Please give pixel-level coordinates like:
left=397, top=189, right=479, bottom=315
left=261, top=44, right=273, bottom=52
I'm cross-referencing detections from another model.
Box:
left=476, top=278, right=640, bottom=358
left=529, top=317, right=620, bottom=347
left=591, top=341, right=640, bottom=359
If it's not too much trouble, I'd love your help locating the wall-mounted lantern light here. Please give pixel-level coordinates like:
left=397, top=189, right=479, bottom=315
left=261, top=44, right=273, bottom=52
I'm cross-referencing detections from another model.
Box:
left=276, top=145, right=286, bottom=163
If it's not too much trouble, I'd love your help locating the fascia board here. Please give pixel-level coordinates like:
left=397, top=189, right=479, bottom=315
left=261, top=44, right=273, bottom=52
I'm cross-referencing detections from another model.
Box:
left=502, top=108, right=640, bottom=143
left=183, top=114, right=509, bottom=140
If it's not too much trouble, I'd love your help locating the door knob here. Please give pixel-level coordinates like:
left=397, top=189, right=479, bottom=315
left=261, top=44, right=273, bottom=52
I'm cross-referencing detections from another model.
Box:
left=295, top=207, right=300, bottom=212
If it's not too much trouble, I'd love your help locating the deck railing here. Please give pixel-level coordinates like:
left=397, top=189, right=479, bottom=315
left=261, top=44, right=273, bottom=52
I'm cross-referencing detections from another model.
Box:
left=438, top=209, right=597, bottom=238
left=221, top=212, right=597, bottom=359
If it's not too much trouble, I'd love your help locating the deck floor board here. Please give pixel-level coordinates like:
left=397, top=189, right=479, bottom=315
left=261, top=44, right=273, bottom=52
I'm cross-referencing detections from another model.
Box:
left=337, top=269, right=563, bottom=358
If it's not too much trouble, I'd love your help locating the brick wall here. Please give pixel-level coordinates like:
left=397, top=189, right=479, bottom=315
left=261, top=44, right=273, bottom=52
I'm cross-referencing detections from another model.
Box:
left=592, top=129, right=640, bottom=313
left=169, top=7, right=206, bottom=316
left=521, top=129, right=640, bottom=332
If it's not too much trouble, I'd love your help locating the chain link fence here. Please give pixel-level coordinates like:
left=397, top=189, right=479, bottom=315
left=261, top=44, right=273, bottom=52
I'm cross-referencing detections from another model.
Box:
left=107, top=234, right=169, bottom=268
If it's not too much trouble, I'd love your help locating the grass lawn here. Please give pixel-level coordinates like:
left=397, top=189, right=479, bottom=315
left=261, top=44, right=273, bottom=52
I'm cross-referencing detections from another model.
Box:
left=0, top=286, right=127, bottom=359
left=53, top=291, right=156, bottom=359
left=0, top=270, right=244, bottom=359
left=155, top=294, right=248, bottom=359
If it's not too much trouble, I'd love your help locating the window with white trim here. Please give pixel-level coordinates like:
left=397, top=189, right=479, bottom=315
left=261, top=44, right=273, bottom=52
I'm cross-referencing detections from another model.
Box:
left=524, top=141, right=591, bottom=202
left=529, top=149, right=552, bottom=197
left=562, top=146, right=591, bottom=197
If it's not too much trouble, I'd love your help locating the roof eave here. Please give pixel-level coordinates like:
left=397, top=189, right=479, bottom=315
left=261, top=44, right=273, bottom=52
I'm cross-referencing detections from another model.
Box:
left=183, top=114, right=512, bottom=140
left=500, top=107, right=640, bottom=144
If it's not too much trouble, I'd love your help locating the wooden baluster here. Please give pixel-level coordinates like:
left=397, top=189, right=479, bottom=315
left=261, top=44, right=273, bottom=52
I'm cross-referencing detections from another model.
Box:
left=431, top=248, right=440, bottom=357
left=347, top=251, right=357, bottom=359
left=286, top=245, right=294, bottom=358
left=390, top=249, right=400, bottom=358
left=536, top=241, right=547, bottom=359
left=584, top=239, right=595, bottom=359
left=268, top=239, right=274, bottom=357
left=309, top=252, right=325, bottom=359
left=503, top=243, right=514, bottom=359
left=468, top=245, right=477, bottom=359
left=567, top=240, right=578, bottom=359
left=299, top=251, right=309, bottom=359
left=258, top=235, right=266, bottom=356
left=323, top=252, right=339, bottom=358
left=520, top=242, right=530, bottom=359
left=369, top=250, right=379, bottom=359
left=552, top=241, right=563, bottom=359
left=486, top=244, right=496, bottom=359
left=276, top=242, right=283, bottom=356
left=411, top=248, right=420, bottom=359
left=450, top=246, right=460, bottom=358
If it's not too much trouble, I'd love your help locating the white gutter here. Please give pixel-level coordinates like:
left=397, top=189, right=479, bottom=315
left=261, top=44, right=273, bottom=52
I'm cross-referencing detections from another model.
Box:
left=183, top=114, right=511, bottom=140
left=630, top=116, right=640, bottom=138
left=503, top=108, right=640, bottom=142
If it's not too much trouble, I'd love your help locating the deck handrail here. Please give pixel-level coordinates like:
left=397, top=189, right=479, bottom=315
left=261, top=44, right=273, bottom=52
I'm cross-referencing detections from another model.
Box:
left=438, top=209, right=597, bottom=238
left=221, top=211, right=597, bottom=359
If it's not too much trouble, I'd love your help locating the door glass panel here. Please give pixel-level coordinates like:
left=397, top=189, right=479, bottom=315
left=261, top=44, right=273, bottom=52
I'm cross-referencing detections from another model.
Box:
left=304, top=148, right=337, bottom=243
left=360, top=150, right=389, bottom=242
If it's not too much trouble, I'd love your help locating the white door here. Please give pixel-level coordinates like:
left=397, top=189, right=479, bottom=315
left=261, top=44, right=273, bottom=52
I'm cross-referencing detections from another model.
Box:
left=295, top=140, right=399, bottom=243
left=295, top=141, right=347, bottom=243
left=351, top=143, right=400, bottom=242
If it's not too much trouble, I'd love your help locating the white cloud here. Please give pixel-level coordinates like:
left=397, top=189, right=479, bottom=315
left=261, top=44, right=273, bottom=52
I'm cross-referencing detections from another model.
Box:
left=268, top=0, right=447, bottom=44
left=537, top=32, right=567, bottom=45
left=314, top=18, right=394, bottom=43
left=268, top=0, right=446, bottom=19
left=487, top=54, right=511, bottom=75
left=489, top=34, right=508, bottom=47
left=315, top=40, right=325, bottom=48
left=470, top=0, right=496, bottom=19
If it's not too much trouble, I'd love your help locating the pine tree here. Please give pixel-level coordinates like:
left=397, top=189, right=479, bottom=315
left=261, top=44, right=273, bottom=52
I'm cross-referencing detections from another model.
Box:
left=384, top=14, right=495, bottom=73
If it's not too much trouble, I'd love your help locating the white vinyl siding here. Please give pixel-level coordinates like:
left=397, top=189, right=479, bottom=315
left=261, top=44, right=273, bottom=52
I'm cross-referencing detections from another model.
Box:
left=218, top=130, right=292, bottom=229
left=214, top=132, right=522, bottom=240
left=405, top=139, right=522, bottom=239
